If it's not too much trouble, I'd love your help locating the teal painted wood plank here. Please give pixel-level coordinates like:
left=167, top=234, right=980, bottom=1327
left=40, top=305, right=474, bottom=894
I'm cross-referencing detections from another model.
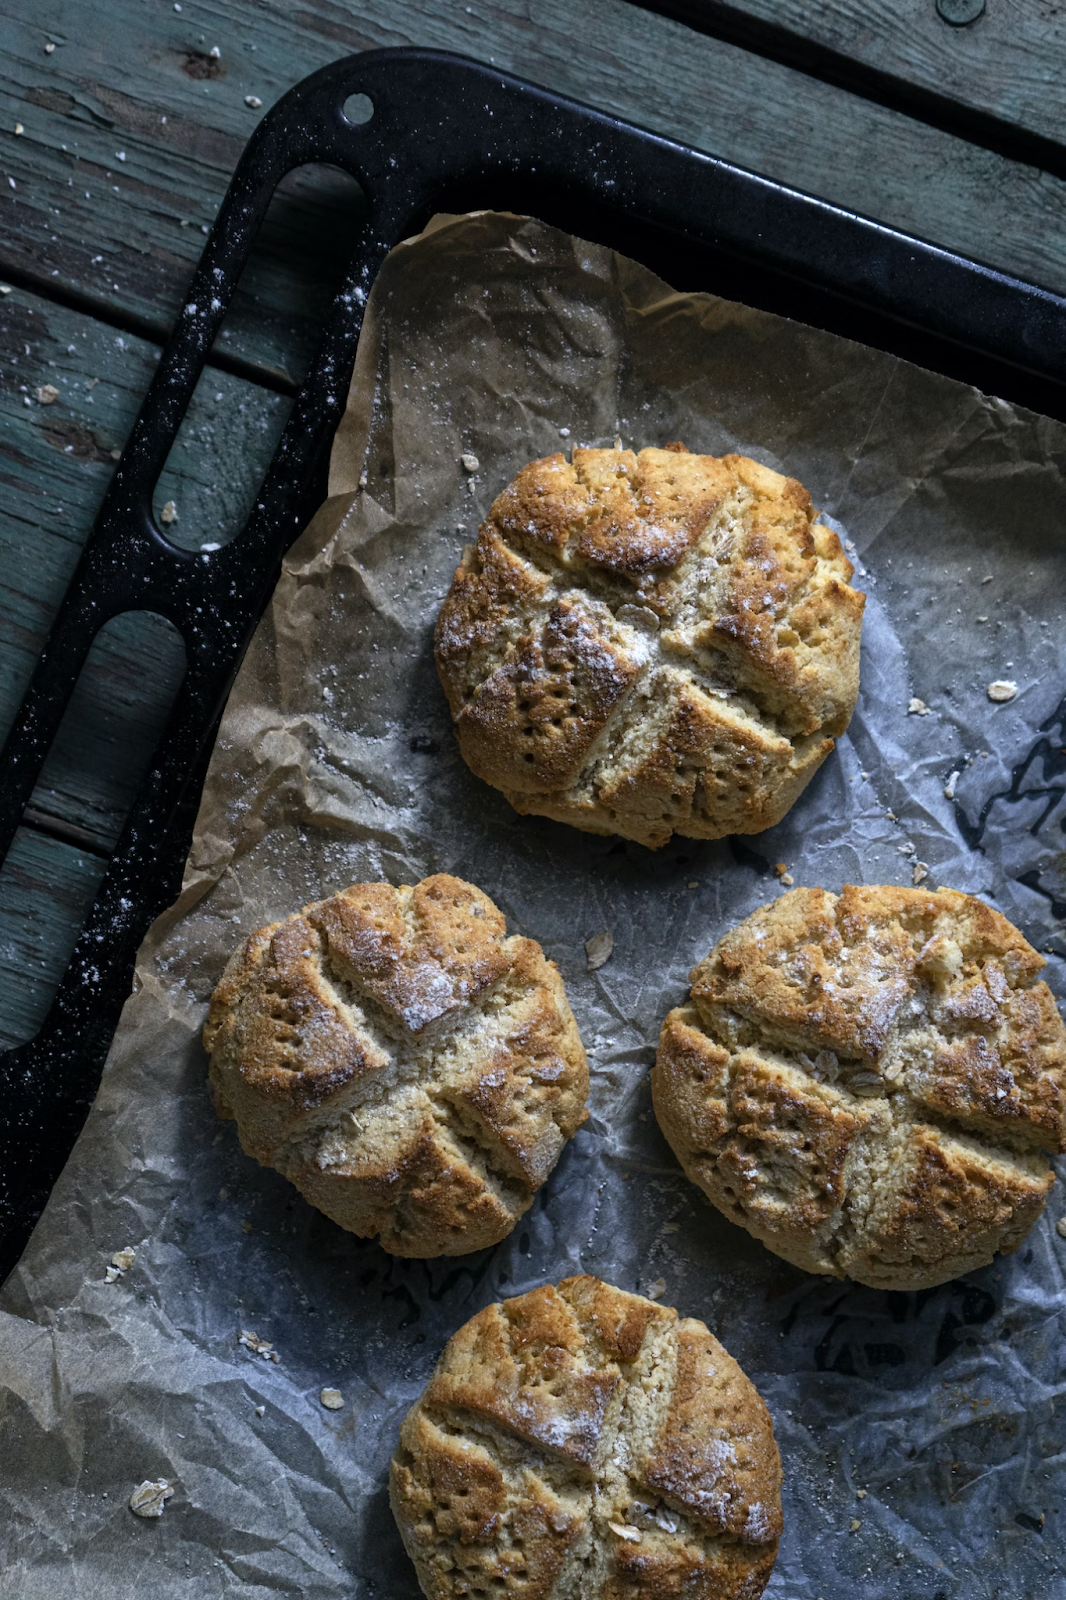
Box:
left=29, top=610, right=188, bottom=855
left=0, top=283, right=291, bottom=849
left=3, top=0, right=1066, bottom=383
left=0, top=827, right=107, bottom=1050
left=0, top=4, right=369, bottom=386
left=2, top=0, right=1064, bottom=1049
left=665, top=0, right=1066, bottom=156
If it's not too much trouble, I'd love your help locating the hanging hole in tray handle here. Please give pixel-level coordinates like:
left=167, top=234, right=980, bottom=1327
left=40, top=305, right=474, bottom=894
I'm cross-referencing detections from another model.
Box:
left=342, top=93, right=374, bottom=126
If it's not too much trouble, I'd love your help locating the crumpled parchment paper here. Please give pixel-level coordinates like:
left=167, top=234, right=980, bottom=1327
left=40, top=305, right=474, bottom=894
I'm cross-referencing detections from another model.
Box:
left=1, top=211, right=1064, bottom=1600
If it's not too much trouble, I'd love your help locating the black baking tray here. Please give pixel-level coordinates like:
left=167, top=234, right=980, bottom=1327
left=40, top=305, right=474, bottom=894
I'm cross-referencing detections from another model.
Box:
left=3, top=46, right=1066, bottom=1282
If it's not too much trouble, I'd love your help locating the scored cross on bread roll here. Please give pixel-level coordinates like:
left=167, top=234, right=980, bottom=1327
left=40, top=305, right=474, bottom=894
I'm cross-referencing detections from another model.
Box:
left=435, top=442, right=864, bottom=848
left=653, top=885, right=1066, bottom=1290
left=390, top=1275, right=782, bottom=1600
left=204, top=874, right=588, bottom=1257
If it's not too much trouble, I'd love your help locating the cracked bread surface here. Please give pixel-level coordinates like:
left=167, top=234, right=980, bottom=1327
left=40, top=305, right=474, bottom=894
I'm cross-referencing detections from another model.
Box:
left=434, top=443, right=864, bottom=849
left=652, top=885, right=1066, bottom=1290
left=203, top=874, right=588, bottom=1257
left=390, top=1275, right=782, bottom=1600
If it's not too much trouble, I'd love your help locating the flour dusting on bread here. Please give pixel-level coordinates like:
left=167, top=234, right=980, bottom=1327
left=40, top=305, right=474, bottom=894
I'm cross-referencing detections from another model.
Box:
left=204, top=874, right=589, bottom=1257
left=435, top=444, right=864, bottom=847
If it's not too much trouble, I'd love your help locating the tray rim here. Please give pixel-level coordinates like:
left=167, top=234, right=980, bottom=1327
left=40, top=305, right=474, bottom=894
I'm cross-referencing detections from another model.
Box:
left=2, top=42, right=1065, bottom=1280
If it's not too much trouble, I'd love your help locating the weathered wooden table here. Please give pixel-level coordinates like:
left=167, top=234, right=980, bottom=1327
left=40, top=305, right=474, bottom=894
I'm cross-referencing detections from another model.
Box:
left=1, top=0, right=1063, bottom=1049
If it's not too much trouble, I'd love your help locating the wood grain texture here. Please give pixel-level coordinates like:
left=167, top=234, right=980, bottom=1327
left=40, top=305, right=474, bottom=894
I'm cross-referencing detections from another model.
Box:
left=0, top=826, right=107, bottom=1049
left=30, top=610, right=188, bottom=853
left=0, top=283, right=290, bottom=847
left=3, top=0, right=1066, bottom=386
left=0, top=4, right=368, bottom=386
left=3, top=0, right=1066, bottom=1048
left=660, top=0, right=1066, bottom=157
left=0, top=280, right=292, bottom=1043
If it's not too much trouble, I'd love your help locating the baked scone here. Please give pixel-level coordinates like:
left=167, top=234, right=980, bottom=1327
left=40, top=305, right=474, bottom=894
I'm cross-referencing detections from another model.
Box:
left=435, top=442, right=864, bottom=848
left=653, top=885, right=1066, bottom=1290
left=203, top=874, right=588, bottom=1257
left=390, top=1275, right=782, bottom=1600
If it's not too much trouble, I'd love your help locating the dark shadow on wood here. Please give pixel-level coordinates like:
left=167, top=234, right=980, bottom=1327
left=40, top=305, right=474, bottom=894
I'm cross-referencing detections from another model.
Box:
left=634, top=0, right=1066, bottom=181
left=210, top=162, right=369, bottom=392
left=28, top=610, right=187, bottom=853
left=0, top=259, right=298, bottom=398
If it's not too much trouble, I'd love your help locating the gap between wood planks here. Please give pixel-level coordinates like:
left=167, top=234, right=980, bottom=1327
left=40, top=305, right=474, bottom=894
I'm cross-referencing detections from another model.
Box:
left=21, top=804, right=110, bottom=857
left=0, top=283, right=291, bottom=848
left=635, top=0, right=1066, bottom=183
left=0, top=259, right=299, bottom=398
left=0, top=277, right=291, bottom=1044
left=7, top=0, right=1066, bottom=352
left=3, top=0, right=1065, bottom=1048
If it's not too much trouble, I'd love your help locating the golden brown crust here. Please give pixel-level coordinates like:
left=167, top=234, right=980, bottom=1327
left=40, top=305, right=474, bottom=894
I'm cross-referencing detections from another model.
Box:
left=203, top=874, right=589, bottom=1257
left=435, top=444, right=864, bottom=848
left=390, top=1276, right=782, bottom=1600
left=652, top=886, right=1066, bottom=1290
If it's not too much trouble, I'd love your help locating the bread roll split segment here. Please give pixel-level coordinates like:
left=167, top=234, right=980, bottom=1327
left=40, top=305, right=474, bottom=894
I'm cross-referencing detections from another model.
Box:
left=653, top=885, right=1066, bottom=1290
left=390, top=1275, right=782, bottom=1599
left=435, top=443, right=865, bottom=848
left=204, top=874, right=589, bottom=1257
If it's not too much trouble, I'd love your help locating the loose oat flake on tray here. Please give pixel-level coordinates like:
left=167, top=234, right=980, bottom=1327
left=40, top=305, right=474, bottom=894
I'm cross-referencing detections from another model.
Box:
left=1, top=212, right=1064, bottom=1600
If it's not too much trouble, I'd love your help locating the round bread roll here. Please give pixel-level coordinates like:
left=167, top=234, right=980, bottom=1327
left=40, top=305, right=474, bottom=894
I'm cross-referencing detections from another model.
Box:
left=653, top=885, right=1066, bottom=1290
left=203, top=874, right=588, bottom=1257
left=435, top=442, right=864, bottom=849
left=390, top=1274, right=782, bottom=1600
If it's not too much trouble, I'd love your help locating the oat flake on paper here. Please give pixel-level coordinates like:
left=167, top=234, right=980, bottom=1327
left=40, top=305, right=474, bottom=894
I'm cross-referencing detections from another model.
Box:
left=1, top=212, right=1064, bottom=1600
